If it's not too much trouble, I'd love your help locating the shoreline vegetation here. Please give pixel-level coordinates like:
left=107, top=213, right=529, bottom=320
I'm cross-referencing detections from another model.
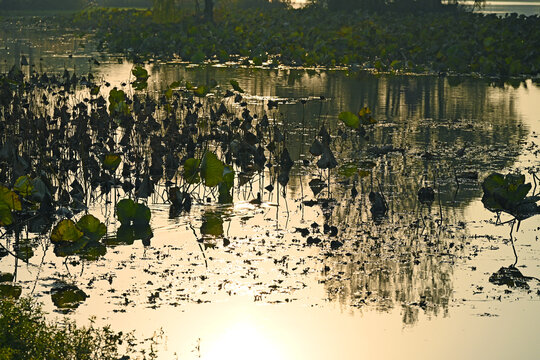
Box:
left=1, top=2, right=539, bottom=78
left=0, top=298, right=136, bottom=360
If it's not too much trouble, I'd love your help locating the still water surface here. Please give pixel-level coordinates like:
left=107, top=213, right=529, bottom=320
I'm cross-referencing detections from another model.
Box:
left=1, top=26, right=540, bottom=360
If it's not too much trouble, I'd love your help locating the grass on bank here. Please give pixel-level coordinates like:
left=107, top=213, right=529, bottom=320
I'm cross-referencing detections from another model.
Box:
left=0, top=297, right=133, bottom=360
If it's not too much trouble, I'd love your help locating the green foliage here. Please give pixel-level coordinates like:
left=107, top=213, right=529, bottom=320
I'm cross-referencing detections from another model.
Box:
left=131, top=66, right=149, bottom=90
left=51, top=284, right=88, bottom=310
left=0, top=297, right=131, bottom=360
left=76, top=215, right=107, bottom=242
left=0, top=284, right=22, bottom=299
left=0, top=186, right=21, bottom=211
left=183, top=158, right=201, bottom=184
left=116, top=199, right=151, bottom=226
left=200, top=152, right=225, bottom=187
left=50, top=219, right=84, bottom=244
left=102, top=154, right=122, bottom=172
left=73, top=7, right=540, bottom=77
left=13, top=176, right=33, bottom=197
left=200, top=212, right=224, bottom=236
left=108, top=88, right=129, bottom=116
left=115, top=223, right=153, bottom=245
left=338, top=111, right=360, bottom=129
left=482, top=172, right=539, bottom=220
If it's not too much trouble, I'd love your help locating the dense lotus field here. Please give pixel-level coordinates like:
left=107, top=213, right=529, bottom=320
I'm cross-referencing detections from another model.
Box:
left=63, top=6, right=540, bottom=77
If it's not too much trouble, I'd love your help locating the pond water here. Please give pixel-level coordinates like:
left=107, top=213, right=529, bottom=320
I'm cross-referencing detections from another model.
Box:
left=1, top=27, right=540, bottom=359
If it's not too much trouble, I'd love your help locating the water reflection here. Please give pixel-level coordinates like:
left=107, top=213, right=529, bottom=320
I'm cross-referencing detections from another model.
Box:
left=0, top=32, right=537, bottom=360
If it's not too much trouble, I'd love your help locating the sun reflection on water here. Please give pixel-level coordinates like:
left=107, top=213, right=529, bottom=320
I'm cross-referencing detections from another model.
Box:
left=199, top=308, right=288, bottom=360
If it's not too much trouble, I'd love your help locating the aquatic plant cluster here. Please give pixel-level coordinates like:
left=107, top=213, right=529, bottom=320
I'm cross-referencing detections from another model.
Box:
left=0, top=64, right=366, bottom=274
left=69, top=6, right=540, bottom=77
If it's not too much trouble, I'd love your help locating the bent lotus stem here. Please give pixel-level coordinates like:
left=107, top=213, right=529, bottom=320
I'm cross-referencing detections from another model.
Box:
left=509, top=219, right=518, bottom=267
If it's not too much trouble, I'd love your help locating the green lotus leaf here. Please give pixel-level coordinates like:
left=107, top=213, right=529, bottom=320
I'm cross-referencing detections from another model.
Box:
left=201, top=212, right=224, bottom=236
left=132, top=66, right=149, bottom=81
left=339, top=111, right=360, bottom=129
left=0, top=202, right=13, bottom=227
left=90, top=85, right=100, bottom=96
left=338, top=163, right=358, bottom=178
left=222, top=165, right=235, bottom=189
left=193, top=85, right=209, bottom=98
left=116, top=199, right=137, bottom=225
left=200, top=152, right=224, bottom=187
left=102, top=154, right=122, bottom=172
left=0, top=185, right=21, bottom=211
left=183, top=158, right=201, bottom=184
left=0, top=272, right=14, bottom=282
left=76, top=214, right=107, bottom=242
left=14, top=175, right=34, bottom=197
left=51, top=284, right=87, bottom=310
left=51, top=219, right=83, bottom=244
left=116, top=199, right=151, bottom=226
left=78, top=241, right=107, bottom=261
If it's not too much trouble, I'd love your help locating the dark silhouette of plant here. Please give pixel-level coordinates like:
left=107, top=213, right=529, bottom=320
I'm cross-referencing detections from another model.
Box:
left=481, top=172, right=540, bottom=266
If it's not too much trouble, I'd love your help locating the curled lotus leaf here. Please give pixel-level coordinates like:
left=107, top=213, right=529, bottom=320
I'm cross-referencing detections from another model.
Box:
left=51, top=284, right=88, bottom=310
left=51, top=219, right=83, bottom=244
left=76, top=214, right=107, bottom=242
left=0, top=202, right=13, bottom=227
left=0, top=186, right=21, bottom=211
left=102, top=154, right=122, bottom=172
left=14, top=175, right=33, bottom=197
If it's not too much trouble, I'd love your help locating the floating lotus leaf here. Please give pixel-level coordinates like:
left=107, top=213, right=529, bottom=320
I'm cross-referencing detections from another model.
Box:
left=50, top=219, right=83, bottom=244
left=200, top=152, right=224, bottom=187
left=115, top=224, right=153, bottom=245
left=14, top=175, right=33, bottom=197
left=0, top=272, right=14, bottom=282
left=201, top=212, right=224, bottom=236
left=51, top=284, right=88, bottom=310
left=108, top=88, right=129, bottom=115
left=0, top=284, right=21, bottom=299
left=15, top=243, right=34, bottom=261
left=338, top=163, right=358, bottom=178
left=90, top=85, right=100, bottom=96
left=193, top=85, right=209, bottom=98
left=78, top=241, right=107, bottom=261
left=102, top=154, right=122, bottom=172
left=76, top=214, right=107, bottom=242
left=132, top=66, right=149, bottom=81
